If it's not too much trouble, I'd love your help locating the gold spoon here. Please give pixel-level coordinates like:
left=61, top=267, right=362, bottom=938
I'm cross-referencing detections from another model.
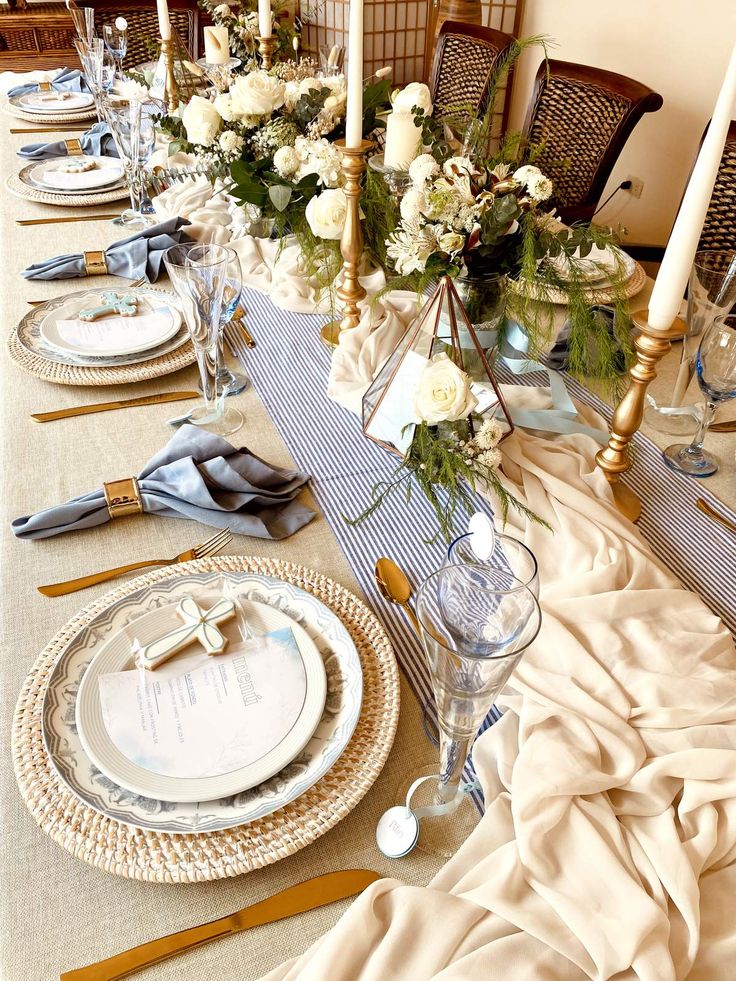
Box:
left=375, top=557, right=421, bottom=635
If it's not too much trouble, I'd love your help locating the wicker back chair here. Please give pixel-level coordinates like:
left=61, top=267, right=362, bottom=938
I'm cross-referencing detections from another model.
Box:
left=698, top=120, right=736, bottom=252
left=522, top=59, right=663, bottom=223
left=81, top=1, right=199, bottom=68
left=429, top=21, right=515, bottom=121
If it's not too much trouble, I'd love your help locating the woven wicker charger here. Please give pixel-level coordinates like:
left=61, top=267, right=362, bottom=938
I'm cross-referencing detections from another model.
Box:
left=7, top=324, right=195, bottom=386
left=13, top=556, right=400, bottom=883
left=3, top=101, right=97, bottom=125
left=6, top=172, right=129, bottom=208
left=510, top=260, right=647, bottom=305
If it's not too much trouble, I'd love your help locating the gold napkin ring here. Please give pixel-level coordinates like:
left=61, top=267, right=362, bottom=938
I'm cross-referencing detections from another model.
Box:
left=104, top=477, right=143, bottom=519
left=38, top=81, right=52, bottom=92
left=64, top=138, right=83, bottom=156
left=84, top=251, right=108, bottom=276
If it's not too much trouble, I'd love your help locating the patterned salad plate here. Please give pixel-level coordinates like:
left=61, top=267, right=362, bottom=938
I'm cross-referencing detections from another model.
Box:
left=42, top=571, right=364, bottom=834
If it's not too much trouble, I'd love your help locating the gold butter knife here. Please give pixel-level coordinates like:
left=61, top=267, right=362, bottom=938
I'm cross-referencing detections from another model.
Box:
left=10, top=126, right=90, bottom=134
left=17, top=214, right=120, bottom=226
left=31, top=391, right=199, bottom=423
left=696, top=497, right=736, bottom=536
left=59, top=869, right=381, bottom=981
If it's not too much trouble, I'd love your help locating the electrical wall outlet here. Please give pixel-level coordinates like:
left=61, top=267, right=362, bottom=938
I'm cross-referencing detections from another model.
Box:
left=626, top=176, right=644, bottom=199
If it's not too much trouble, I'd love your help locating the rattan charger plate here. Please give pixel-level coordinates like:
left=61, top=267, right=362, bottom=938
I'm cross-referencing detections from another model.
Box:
left=7, top=318, right=195, bottom=386
left=3, top=100, right=97, bottom=125
left=13, top=556, right=400, bottom=883
left=510, top=260, right=647, bottom=305
left=6, top=172, right=129, bottom=208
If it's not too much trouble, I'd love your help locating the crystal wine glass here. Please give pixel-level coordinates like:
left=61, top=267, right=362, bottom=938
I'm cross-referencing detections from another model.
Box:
left=399, top=565, right=540, bottom=857
left=198, top=247, right=249, bottom=398
left=445, top=531, right=539, bottom=598
left=74, top=37, right=107, bottom=119
left=646, top=250, right=736, bottom=434
left=163, top=244, right=244, bottom=437
left=105, top=98, right=156, bottom=227
left=663, top=317, right=736, bottom=477
left=103, top=21, right=128, bottom=81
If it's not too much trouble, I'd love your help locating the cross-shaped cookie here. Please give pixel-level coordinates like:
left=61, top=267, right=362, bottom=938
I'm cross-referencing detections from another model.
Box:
left=137, top=597, right=237, bottom=671
left=78, top=291, right=139, bottom=322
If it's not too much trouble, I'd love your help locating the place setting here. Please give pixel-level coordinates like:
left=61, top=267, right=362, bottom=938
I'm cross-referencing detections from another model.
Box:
left=2, top=2, right=736, bottom=981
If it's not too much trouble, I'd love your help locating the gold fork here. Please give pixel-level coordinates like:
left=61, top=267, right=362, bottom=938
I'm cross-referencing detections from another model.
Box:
left=27, top=276, right=147, bottom=306
left=37, top=527, right=233, bottom=597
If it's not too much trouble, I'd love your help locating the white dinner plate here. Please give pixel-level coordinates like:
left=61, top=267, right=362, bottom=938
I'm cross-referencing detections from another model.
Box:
left=41, top=571, right=364, bottom=834
left=75, top=597, right=328, bottom=803
left=29, top=155, right=124, bottom=192
left=548, top=246, right=637, bottom=284
left=14, top=91, right=95, bottom=114
left=39, top=290, right=182, bottom=357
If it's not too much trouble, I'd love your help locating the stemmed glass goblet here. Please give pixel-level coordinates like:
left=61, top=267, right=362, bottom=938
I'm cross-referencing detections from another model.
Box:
left=163, top=244, right=244, bottom=437
left=105, top=98, right=156, bottom=227
left=103, top=20, right=128, bottom=81
left=663, top=317, right=736, bottom=477
left=204, top=249, right=248, bottom=398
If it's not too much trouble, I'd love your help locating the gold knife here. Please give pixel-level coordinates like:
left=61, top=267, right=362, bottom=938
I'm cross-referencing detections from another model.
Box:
left=32, top=391, right=199, bottom=423
left=10, top=126, right=90, bottom=134
left=59, top=869, right=381, bottom=981
left=709, top=420, right=736, bottom=432
left=17, top=214, right=120, bottom=226
left=696, top=497, right=736, bottom=536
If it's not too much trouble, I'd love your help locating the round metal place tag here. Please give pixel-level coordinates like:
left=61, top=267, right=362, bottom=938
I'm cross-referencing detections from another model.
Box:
left=376, top=805, right=420, bottom=859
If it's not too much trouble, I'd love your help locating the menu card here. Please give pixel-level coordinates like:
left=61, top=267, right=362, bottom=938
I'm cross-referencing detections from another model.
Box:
left=98, top=627, right=309, bottom=779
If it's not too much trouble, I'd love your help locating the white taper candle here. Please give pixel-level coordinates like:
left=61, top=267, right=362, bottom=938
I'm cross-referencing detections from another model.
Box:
left=345, top=0, right=364, bottom=148
left=156, top=0, right=171, bottom=40
left=648, top=42, right=736, bottom=332
left=258, top=0, right=272, bottom=38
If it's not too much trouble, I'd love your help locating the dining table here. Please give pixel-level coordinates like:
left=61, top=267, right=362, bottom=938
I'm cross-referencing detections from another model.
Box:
left=2, top=101, right=736, bottom=981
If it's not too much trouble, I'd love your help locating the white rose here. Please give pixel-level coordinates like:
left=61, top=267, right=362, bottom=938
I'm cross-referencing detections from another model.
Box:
left=181, top=95, right=222, bottom=147
left=214, top=3, right=232, bottom=16
left=273, top=145, right=299, bottom=178
left=229, top=71, right=285, bottom=118
left=412, top=353, right=478, bottom=425
left=212, top=92, right=234, bottom=121
left=298, top=77, right=323, bottom=96
left=393, top=81, right=433, bottom=115
left=305, top=188, right=347, bottom=239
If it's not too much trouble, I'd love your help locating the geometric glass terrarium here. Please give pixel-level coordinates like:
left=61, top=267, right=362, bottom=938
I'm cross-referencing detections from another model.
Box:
left=362, top=276, right=514, bottom=456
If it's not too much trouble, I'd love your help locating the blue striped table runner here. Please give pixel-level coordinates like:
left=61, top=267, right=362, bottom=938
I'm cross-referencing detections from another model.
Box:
left=235, top=288, right=736, bottom=793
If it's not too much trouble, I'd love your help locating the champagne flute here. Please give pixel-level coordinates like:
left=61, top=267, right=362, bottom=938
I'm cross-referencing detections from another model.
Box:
left=163, top=244, right=244, bottom=437
left=103, top=20, right=128, bottom=81
left=663, top=317, right=736, bottom=477
left=105, top=98, right=156, bottom=227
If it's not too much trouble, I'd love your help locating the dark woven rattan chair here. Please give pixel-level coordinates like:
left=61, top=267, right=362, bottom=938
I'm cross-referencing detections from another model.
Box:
left=627, top=120, right=736, bottom=262
left=429, top=21, right=515, bottom=121
left=522, top=59, right=663, bottom=223
left=80, top=0, right=199, bottom=68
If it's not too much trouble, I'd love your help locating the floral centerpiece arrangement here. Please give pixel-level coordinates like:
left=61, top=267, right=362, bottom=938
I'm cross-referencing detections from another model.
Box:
left=198, top=0, right=298, bottom=66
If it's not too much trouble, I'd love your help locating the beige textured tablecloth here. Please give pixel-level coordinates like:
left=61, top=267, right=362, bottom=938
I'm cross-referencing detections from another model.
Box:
left=0, top=119, right=446, bottom=980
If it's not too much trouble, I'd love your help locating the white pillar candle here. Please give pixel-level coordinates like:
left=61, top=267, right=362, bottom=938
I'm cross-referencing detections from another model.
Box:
left=345, top=0, right=364, bottom=148
left=384, top=110, right=421, bottom=169
left=648, top=42, right=736, bottom=332
left=204, top=25, right=229, bottom=64
left=258, top=0, right=272, bottom=38
left=156, top=0, right=171, bottom=40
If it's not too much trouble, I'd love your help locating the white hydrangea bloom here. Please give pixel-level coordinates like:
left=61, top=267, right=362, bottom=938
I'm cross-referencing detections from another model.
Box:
left=408, top=153, right=440, bottom=186
left=273, top=144, right=299, bottom=178
left=295, top=137, right=342, bottom=187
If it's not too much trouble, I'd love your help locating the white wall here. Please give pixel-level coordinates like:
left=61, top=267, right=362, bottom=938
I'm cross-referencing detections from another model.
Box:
left=507, top=0, right=736, bottom=245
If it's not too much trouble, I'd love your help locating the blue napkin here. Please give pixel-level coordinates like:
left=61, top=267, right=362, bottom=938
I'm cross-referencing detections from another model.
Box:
left=11, top=425, right=316, bottom=541
left=18, top=122, right=119, bottom=161
left=8, top=67, right=89, bottom=98
left=21, top=218, right=192, bottom=282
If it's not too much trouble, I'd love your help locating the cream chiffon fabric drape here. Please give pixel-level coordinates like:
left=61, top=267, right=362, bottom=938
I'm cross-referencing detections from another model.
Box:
left=144, top=219, right=736, bottom=978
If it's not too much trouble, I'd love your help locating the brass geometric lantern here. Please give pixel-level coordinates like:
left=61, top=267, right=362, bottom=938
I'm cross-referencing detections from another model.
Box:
left=362, top=276, right=514, bottom=456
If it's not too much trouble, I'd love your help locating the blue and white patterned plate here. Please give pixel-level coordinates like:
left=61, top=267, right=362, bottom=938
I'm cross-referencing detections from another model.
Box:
left=42, top=571, right=363, bottom=835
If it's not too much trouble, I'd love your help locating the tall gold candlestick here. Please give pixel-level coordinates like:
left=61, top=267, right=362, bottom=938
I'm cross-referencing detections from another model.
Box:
left=160, top=37, right=178, bottom=112
left=595, top=309, right=687, bottom=522
left=257, top=35, right=276, bottom=70
left=321, top=139, right=373, bottom=349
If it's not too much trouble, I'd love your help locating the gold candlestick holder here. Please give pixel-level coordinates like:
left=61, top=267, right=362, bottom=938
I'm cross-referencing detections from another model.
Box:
left=257, top=35, right=276, bottom=71
left=321, top=139, right=373, bottom=349
left=160, top=37, right=178, bottom=113
left=595, top=309, right=687, bottom=522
